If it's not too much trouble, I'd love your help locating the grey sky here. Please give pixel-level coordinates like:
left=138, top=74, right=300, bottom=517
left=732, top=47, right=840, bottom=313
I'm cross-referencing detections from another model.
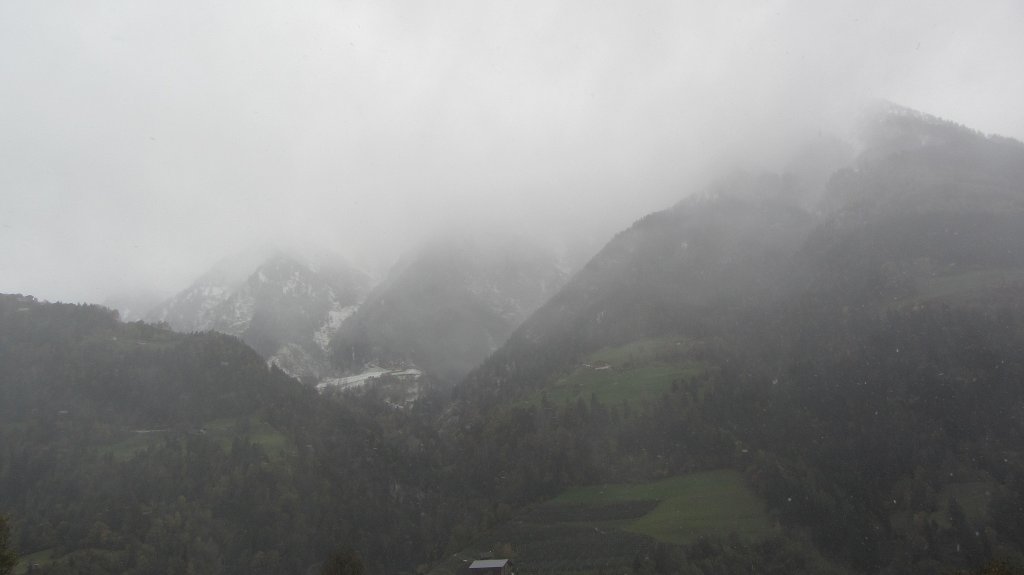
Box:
left=2, top=0, right=1023, bottom=303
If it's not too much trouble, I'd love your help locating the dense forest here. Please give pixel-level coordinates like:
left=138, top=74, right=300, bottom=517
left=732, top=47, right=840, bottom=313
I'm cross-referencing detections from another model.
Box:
left=3, top=106, right=1024, bottom=574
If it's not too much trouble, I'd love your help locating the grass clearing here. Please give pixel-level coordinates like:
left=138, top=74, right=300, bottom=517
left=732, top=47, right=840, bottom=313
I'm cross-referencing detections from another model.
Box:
left=202, top=416, right=291, bottom=461
left=539, top=337, right=708, bottom=405
left=554, top=470, right=772, bottom=544
left=98, top=414, right=291, bottom=462
left=14, top=548, right=56, bottom=574
left=547, top=363, right=704, bottom=404
left=15, top=548, right=122, bottom=574
left=430, top=470, right=773, bottom=575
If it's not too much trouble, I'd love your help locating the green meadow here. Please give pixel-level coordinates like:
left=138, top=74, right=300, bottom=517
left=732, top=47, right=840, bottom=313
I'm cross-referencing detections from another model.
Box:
left=99, top=414, right=291, bottom=463
left=542, top=337, right=709, bottom=404
left=553, top=469, right=773, bottom=544
left=429, top=469, right=773, bottom=575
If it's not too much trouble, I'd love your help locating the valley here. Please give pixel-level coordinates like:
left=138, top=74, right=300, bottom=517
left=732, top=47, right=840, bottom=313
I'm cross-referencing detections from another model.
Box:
left=3, top=105, right=1024, bottom=574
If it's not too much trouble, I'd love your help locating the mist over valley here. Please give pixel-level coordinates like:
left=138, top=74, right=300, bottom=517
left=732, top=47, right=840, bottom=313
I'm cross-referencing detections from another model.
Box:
left=3, top=2, right=1024, bottom=574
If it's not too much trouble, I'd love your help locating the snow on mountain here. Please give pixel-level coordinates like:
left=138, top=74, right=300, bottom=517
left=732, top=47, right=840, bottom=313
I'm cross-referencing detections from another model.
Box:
left=315, top=304, right=357, bottom=352
left=148, top=250, right=372, bottom=383
left=148, top=283, right=236, bottom=332
left=147, top=234, right=568, bottom=401
left=316, top=365, right=424, bottom=408
left=146, top=248, right=268, bottom=332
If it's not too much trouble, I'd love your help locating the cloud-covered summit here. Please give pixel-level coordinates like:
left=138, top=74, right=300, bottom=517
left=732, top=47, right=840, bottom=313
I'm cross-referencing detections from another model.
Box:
left=2, top=0, right=1022, bottom=303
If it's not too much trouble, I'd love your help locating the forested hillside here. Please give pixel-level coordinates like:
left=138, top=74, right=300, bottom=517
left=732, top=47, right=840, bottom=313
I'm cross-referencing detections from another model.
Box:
left=0, top=295, right=478, bottom=574
left=441, top=106, right=1024, bottom=574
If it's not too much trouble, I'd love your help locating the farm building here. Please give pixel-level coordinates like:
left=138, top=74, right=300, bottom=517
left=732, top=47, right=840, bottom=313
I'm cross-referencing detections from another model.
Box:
left=468, top=558, right=512, bottom=575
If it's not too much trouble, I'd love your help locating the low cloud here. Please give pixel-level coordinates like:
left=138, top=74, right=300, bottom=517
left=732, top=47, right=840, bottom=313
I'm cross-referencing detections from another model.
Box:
left=2, top=0, right=1022, bottom=302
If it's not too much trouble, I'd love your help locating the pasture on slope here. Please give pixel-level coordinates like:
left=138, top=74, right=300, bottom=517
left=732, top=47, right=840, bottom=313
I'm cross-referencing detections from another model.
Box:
left=98, top=414, right=292, bottom=463
left=539, top=337, right=711, bottom=405
left=553, top=470, right=772, bottom=544
left=429, top=470, right=773, bottom=575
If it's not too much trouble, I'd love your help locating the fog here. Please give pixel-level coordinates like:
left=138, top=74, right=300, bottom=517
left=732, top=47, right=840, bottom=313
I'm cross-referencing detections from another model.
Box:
left=2, top=0, right=1023, bottom=304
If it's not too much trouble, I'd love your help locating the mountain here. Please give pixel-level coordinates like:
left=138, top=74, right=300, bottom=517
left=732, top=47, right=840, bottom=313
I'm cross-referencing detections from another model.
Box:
left=440, top=105, right=1024, bottom=573
left=148, top=251, right=371, bottom=381
left=328, top=231, right=567, bottom=386
left=145, top=248, right=269, bottom=331
left=464, top=103, right=1024, bottom=394
left=146, top=233, right=565, bottom=396
left=5, top=104, right=1024, bottom=575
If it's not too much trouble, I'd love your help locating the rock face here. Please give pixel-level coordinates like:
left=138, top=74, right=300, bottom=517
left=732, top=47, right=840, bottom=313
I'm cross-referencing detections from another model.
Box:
left=149, top=252, right=371, bottom=381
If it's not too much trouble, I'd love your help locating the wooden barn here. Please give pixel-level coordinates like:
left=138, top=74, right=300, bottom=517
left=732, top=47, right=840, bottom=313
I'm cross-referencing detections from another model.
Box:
left=468, top=558, right=512, bottom=575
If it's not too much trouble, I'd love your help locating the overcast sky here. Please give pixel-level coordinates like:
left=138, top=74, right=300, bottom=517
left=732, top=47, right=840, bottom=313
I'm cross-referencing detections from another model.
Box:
left=2, top=0, right=1023, bottom=304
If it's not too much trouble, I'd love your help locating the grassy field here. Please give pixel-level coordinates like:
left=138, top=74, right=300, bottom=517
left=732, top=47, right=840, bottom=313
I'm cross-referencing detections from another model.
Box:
left=14, top=548, right=55, bottom=574
left=541, top=337, right=709, bottom=405
left=546, top=363, right=705, bottom=404
left=98, top=414, right=291, bottom=462
left=202, top=416, right=291, bottom=461
left=430, top=469, right=772, bottom=575
left=14, top=547, right=125, bottom=574
left=554, top=470, right=772, bottom=544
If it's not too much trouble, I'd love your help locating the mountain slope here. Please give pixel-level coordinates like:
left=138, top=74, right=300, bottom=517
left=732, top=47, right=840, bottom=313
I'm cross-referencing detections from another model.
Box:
left=148, top=251, right=371, bottom=380
left=0, top=294, right=474, bottom=575
left=146, top=248, right=269, bottom=332
left=330, top=232, right=567, bottom=385
left=463, top=173, right=817, bottom=399
left=446, top=106, right=1024, bottom=573
left=466, top=103, right=1024, bottom=395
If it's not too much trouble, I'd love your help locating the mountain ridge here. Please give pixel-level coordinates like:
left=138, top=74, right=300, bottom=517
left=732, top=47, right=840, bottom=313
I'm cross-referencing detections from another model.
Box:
left=145, top=250, right=371, bottom=382
left=431, top=104, right=1024, bottom=573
